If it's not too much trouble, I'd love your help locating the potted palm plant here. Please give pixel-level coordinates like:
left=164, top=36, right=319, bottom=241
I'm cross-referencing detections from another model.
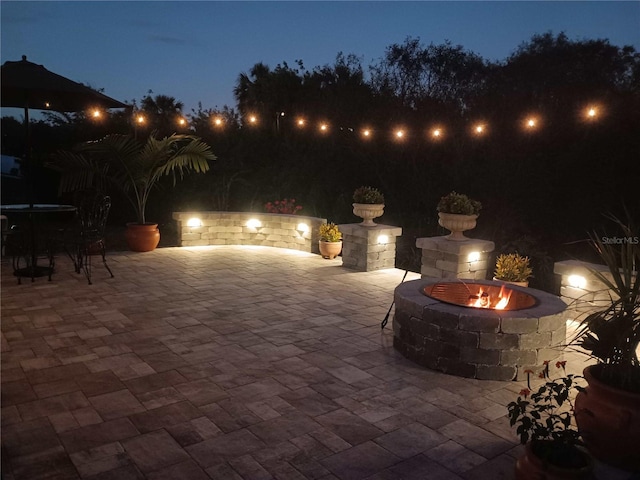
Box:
left=352, top=186, right=385, bottom=226
left=318, top=222, right=342, bottom=260
left=494, top=253, right=533, bottom=287
left=436, top=191, right=482, bottom=241
left=507, top=361, right=592, bottom=479
left=571, top=215, right=640, bottom=471
left=54, top=132, right=216, bottom=251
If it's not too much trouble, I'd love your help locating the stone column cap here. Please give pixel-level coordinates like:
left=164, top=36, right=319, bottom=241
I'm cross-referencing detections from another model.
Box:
left=339, top=223, right=402, bottom=238
left=416, top=236, right=495, bottom=254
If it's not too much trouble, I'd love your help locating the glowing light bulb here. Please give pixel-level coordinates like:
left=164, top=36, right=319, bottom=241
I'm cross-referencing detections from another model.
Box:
left=527, top=118, right=536, bottom=128
left=297, top=118, right=305, bottom=127
left=92, top=109, right=101, bottom=118
left=362, top=129, right=371, bottom=138
left=186, top=218, right=202, bottom=228
left=246, top=219, right=262, bottom=229
left=568, top=275, right=587, bottom=289
left=432, top=128, right=442, bottom=138
left=213, top=117, right=223, bottom=126
left=249, top=115, right=257, bottom=124
left=136, top=115, right=145, bottom=124
left=475, top=124, right=484, bottom=134
left=319, top=123, right=328, bottom=132
left=395, top=129, right=405, bottom=139
left=467, top=251, right=480, bottom=262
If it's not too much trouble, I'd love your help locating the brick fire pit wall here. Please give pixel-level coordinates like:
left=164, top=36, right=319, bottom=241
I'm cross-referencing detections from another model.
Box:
left=393, top=278, right=568, bottom=381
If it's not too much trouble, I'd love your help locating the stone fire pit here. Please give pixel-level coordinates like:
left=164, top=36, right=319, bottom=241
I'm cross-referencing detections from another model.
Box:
left=392, top=278, right=568, bottom=381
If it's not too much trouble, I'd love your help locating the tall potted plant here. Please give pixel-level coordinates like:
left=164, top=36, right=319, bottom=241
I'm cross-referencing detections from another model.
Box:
left=571, top=215, right=640, bottom=471
left=436, top=191, right=482, bottom=241
left=54, top=132, right=216, bottom=252
left=352, top=186, right=385, bottom=226
left=507, top=361, right=592, bottom=479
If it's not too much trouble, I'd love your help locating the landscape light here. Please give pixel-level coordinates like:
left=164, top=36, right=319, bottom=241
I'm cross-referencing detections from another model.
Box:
left=246, top=219, right=262, bottom=229
left=377, top=234, right=389, bottom=245
left=297, top=223, right=310, bottom=234
left=467, top=251, right=481, bottom=263
left=568, top=274, right=587, bottom=289
left=186, top=218, right=203, bottom=228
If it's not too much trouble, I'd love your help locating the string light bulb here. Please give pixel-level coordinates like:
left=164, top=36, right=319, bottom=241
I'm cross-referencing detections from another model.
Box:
left=361, top=128, right=372, bottom=138
left=136, top=115, right=146, bottom=125
left=473, top=123, right=486, bottom=135
left=319, top=122, right=329, bottom=132
left=248, top=115, right=258, bottom=124
left=297, top=118, right=306, bottom=127
left=431, top=127, right=443, bottom=139
left=91, top=109, right=101, bottom=119
left=213, top=117, right=223, bottom=127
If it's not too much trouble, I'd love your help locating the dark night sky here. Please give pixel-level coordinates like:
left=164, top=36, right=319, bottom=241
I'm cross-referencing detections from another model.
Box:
left=2, top=1, right=639, bottom=115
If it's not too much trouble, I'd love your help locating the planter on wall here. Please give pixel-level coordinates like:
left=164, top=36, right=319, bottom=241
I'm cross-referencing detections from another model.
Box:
left=438, top=212, right=478, bottom=241
left=125, top=223, right=160, bottom=252
left=353, top=203, right=384, bottom=226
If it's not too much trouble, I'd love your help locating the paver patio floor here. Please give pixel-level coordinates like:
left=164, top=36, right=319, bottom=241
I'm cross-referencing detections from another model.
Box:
left=0, top=246, right=633, bottom=479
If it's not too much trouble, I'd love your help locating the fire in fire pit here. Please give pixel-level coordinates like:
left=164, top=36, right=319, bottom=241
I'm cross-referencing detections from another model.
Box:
left=423, top=282, right=537, bottom=311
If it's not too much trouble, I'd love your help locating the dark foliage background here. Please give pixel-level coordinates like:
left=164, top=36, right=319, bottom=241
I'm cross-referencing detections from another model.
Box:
left=2, top=33, right=639, bottom=292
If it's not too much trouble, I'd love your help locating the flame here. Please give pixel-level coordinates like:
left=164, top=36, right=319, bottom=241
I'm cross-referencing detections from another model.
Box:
left=468, top=285, right=512, bottom=310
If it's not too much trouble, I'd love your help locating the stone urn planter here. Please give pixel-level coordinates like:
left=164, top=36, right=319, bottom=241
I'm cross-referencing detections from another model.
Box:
left=353, top=203, right=385, bottom=227
left=125, top=223, right=160, bottom=252
left=438, top=212, right=478, bottom=241
left=319, top=240, right=342, bottom=260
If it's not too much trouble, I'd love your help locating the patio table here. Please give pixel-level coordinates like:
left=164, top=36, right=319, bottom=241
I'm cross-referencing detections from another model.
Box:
left=1, top=203, right=77, bottom=282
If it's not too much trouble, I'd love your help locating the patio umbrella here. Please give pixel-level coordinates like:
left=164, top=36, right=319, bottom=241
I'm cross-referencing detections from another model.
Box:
left=1, top=55, right=128, bottom=113
left=1, top=55, right=129, bottom=205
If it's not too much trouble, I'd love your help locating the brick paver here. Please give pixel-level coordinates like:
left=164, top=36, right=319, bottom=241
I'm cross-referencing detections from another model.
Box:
left=0, top=246, right=628, bottom=479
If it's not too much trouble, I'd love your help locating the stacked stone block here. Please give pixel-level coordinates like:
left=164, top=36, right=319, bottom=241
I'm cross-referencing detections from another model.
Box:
left=392, top=279, right=568, bottom=381
left=339, top=224, right=402, bottom=272
left=554, top=259, right=624, bottom=315
left=416, top=236, right=495, bottom=280
left=172, top=212, right=326, bottom=253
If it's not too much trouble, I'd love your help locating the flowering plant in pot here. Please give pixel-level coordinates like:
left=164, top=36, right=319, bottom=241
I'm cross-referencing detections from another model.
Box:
left=436, top=191, right=482, bottom=240
left=264, top=198, right=302, bottom=215
left=318, top=222, right=342, bottom=259
left=570, top=214, right=640, bottom=470
left=507, top=361, right=592, bottom=479
left=352, top=186, right=385, bottom=226
left=494, top=253, right=533, bottom=286
left=54, top=132, right=215, bottom=252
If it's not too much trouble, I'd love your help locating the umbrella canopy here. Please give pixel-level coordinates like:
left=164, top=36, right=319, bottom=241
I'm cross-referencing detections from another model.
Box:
left=1, top=55, right=129, bottom=112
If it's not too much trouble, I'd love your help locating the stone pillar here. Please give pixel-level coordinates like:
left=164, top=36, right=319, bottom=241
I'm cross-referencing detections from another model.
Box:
left=339, top=224, right=402, bottom=272
left=416, top=236, right=495, bottom=280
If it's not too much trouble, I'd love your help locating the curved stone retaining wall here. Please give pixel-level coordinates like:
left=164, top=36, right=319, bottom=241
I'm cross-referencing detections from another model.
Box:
left=172, top=212, right=326, bottom=254
left=393, top=278, right=568, bottom=381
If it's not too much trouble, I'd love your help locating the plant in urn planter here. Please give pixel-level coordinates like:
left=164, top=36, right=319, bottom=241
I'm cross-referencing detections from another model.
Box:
left=352, top=186, right=385, bottom=226
left=436, top=191, right=482, bottom=241
left=54, top=132, right=215, bottom=252
left=507, top=361, right=592, bottom=479
left=494, top=253, right=533, bottom=287
left=318, top=222, right=342, bottom=259
left=570, top=215, right=640, bottom=471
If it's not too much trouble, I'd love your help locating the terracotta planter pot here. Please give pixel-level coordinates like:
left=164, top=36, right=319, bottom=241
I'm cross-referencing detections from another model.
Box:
left=352, top=203, right=384, bottom=226
left=125, top=223, right=160, bottom=252
left=574, top=364, right=640, bottom=471
left=492, top=276, right=529, bottom=287
left=515, top=442, right=592, bottom=480
left=438, top=212, right=478, bottom=241
left=319, top=240, right=342, bottom=260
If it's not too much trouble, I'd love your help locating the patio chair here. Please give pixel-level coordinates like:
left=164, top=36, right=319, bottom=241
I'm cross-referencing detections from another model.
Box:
left=65, top=192, right=114, bottom=285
